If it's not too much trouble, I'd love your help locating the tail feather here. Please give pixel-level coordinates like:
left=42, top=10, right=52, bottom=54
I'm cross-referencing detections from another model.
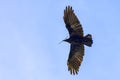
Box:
left=84, top=34, right=93, bottom=47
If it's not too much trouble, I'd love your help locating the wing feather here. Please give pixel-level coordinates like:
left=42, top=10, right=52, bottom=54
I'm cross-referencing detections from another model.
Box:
left=63, top=6, right=84, bottom=36
left=67, top=44, right=84, bottom=75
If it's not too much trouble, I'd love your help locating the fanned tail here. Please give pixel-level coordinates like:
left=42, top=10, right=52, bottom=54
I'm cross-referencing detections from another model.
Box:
left=84, top=34, right=93, bottom=47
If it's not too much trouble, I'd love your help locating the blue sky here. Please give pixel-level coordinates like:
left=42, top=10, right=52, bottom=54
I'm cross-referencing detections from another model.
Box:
left=0, top=0, right=120, bottom=80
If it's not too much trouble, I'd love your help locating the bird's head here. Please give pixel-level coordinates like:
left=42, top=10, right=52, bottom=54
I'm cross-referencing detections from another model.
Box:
left=59, top=38, right=70, bottom=44
left=63, top=38, right=70, bottom=43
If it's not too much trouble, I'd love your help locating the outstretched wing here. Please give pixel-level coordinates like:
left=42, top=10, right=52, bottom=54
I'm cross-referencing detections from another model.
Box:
left=63, top=6, right=84, bottom=36
left=67, top=44, right=84, bottom=75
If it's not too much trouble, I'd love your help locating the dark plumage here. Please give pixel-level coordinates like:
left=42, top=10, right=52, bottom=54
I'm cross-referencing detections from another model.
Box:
left=63, top=6, right=93, bottom=75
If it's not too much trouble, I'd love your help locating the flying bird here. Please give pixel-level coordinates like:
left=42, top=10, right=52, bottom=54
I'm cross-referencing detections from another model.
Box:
left=63, top=6, right=93, bottom=75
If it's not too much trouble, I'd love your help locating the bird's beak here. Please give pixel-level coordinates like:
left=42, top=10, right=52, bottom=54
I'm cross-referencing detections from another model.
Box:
left=63, top=39, right=67, bottom=42
left=59, top=39, right=68, bottom=44
left=63, top=39, right=69, bottom=42
left=59, top=40, right=64, bottom=44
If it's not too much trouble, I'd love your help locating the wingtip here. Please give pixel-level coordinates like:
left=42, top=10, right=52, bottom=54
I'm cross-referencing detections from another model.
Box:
left=67, top=61, right=79, bottom=75
left=65, top=5, right=73, bottom=12
left=63, top=5, right=74, bottom=23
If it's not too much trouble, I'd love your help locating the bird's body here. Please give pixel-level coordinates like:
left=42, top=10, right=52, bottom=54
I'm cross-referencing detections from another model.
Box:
left=63, top=6, right=93, bottom=75
left=64, top=35, right=83, bottom=44
left=64, top=34, right=92, bottom=47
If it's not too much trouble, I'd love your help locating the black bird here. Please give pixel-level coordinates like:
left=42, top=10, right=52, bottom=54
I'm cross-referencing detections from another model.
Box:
left=63, top=6, right=93, bottom=75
